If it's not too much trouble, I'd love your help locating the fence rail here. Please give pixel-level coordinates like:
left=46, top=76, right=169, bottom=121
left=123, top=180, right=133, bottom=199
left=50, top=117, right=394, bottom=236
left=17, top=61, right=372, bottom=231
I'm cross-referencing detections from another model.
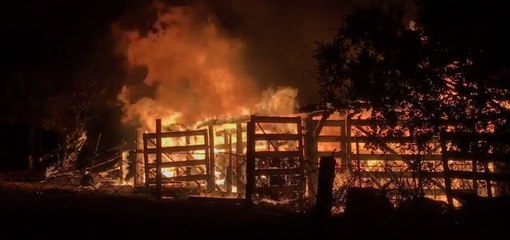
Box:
left=2, top=112, right=510, bottom=214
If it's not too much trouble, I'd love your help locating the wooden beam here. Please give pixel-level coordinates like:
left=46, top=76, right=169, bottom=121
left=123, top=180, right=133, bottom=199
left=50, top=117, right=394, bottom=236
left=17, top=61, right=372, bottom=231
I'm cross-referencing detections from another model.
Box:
left=215, top=128, right=239, bottom=136
left=316, top=156, right=336, bottom=218
left=345, top=117, right=352, bottom=172
left=246, top=120, right=255, bottom=205
left=317, top=135, right=342, bottom=142
left=144, top=129, right=207, bottom=139
left=194, top=115, right=250, bottom=128
left=144, top=144, right=208, bottom=154
left=236, top=122, right=245, bottom=192
left=253, top=151, right=301, bottom=158
left=313, top=109, right=334, bottom=138
left=143, top=131, right=150, bottom=195
left=167, top=174, right=209, bottom=182
left=147, top=160, right=207, bottom=168
left=155, top=119, right=162, bottom=200
left=340, top=117, right=348, bottom=172
left=297, top=117, right=306, bottom=198
left=352, top=126, right=415, bottom=167
left=312, top=119, right=345, bottom=127
left=317, top=151, right=343, bottom=158
left=226, top=133, right=233, bottom=193
left=207, top=125, right=214, bottom=192
left=472, top=159, right=478, bottom=195
left=215, top=142, right=247, bottom=150
left=135, top=128, right=144, bottom=187
left=483, top=161, right=493, bottom=197
left=305, top=116, right=319, bottom=198
left=440, top=130, right=453, bottom=206
left=254, top=134, right=301, bottom=141
left=251, top=115, right=301, bottom=124
left=147, top=174, right=209, bottom=183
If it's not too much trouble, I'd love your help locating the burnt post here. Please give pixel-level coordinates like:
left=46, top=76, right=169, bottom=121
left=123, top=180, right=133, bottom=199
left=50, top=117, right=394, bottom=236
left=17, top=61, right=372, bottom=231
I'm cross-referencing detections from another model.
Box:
left=155, top=119, right=162, bottom=200
left=316, top=156, right=336, bottom=218
left=439, top=129, right=453, bottom=206
left=245, top=118, right=255, bottom=206
left=235, top=123, right=245, bottom=193
left=143, top=132, right=150, bottom=196
left=304, top=116, right=318, bottom=199
left=135, top=128, right=144, bottom=187
left=226, top=133, right=233, bottom=193
left=208, top=125, right=216, bottom=192
left=483, top=161, right=493, bottom=197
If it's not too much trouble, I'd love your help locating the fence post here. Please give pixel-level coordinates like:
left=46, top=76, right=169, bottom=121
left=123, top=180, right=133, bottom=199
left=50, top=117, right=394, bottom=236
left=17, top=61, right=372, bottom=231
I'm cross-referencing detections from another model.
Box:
left=304, top=116, right=318, bottom=200
left=316, top=156, right=336, bottom=218
left=143, top=132, right=150, bottom=196
left=439, top=129, right=453, bottom=206
left=206, top=125, right=215, bottom=192
left=155, top=119, right=162, bottom=200
left=235, top=123, right=244, bottom=193
left=245, top=118, right=255, bottom=206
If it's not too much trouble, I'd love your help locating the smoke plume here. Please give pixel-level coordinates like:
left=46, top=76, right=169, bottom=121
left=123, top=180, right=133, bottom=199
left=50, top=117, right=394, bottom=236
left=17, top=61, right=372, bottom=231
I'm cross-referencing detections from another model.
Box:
left=116, top=0, right=354, bottom=129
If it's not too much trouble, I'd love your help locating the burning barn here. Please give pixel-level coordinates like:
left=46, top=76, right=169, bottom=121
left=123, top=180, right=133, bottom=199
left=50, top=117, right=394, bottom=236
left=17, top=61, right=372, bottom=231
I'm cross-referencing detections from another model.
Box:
left=123, top=109, right=509, bottom=210
left=25, top=2, right=509, bottom=213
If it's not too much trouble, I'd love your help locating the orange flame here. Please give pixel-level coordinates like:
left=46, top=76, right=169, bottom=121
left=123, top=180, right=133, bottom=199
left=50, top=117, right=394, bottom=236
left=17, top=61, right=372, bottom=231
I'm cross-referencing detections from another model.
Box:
left=117, top=4, right=299, bottom=130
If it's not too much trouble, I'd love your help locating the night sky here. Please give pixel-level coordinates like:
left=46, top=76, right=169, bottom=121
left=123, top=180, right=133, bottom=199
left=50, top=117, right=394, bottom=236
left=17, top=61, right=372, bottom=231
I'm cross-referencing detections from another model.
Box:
left=0, top=0, right=364, bottom=106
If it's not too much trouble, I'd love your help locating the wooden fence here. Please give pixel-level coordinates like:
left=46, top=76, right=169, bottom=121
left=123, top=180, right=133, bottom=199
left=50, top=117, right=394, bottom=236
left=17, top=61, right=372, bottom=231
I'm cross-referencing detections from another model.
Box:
left=136, top=113, right=510, bottom=206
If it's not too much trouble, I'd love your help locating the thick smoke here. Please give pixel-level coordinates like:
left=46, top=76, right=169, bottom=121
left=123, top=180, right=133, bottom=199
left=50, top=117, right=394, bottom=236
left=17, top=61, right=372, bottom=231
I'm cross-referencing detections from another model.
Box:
left=116, top=0, right=356, bottom=129
left=206, top=0, right=354, bottom=104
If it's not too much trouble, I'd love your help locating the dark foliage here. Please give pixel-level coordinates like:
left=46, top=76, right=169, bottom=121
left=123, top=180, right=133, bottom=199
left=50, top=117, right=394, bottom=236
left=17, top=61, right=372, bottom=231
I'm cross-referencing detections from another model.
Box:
left=314, top=0, right=510, bottom=139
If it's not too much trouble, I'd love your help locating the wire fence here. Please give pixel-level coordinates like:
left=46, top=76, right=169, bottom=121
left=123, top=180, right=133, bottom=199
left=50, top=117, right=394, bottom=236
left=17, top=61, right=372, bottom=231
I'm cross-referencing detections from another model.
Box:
left=0, top=152, right=326, bottom=214
left=4, top=115, right=510, bottom=216
left=0, top=157, right=136, bottom=197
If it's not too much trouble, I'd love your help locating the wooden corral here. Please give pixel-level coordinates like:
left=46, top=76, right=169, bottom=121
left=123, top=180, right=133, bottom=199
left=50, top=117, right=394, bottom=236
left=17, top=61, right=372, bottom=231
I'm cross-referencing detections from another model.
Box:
left=135, top=111, right=510, bottom=206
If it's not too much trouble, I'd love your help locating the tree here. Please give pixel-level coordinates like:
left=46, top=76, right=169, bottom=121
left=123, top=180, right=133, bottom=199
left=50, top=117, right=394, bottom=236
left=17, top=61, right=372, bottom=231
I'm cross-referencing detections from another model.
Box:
left=314, top=0, right=510, bottom=200
left=317, top=0, right=510, bottom=133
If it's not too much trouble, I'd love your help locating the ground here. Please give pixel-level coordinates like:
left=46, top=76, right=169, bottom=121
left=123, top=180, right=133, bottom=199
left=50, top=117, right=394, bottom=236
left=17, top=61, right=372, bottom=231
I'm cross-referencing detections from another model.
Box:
left=1, top=188, right=508, bottom=239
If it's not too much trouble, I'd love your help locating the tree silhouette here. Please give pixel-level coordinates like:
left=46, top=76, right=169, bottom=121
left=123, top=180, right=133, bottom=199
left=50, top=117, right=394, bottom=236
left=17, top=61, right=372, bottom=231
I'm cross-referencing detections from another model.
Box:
left=314, top=0, right=510, bottom=199
left=0, top=1, right=129, bottom=171
left=315, top=0, right=510, bottom=141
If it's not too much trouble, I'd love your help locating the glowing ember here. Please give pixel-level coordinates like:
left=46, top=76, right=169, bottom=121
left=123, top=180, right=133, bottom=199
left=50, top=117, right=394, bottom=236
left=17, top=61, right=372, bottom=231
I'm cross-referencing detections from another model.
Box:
left=162, top=168, right=176, bottom=178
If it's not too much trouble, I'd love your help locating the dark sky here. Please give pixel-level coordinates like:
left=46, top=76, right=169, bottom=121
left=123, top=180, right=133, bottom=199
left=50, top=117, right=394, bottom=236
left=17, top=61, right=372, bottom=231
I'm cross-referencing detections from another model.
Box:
left=0, top=0, right=362, bottom=107
left=206, top=0, right=356, bottom=103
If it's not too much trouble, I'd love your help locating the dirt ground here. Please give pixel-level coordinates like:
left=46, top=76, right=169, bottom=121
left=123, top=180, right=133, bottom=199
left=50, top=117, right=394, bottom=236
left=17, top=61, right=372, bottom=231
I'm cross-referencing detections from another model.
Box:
left=0, top=189, right=508, bottom=239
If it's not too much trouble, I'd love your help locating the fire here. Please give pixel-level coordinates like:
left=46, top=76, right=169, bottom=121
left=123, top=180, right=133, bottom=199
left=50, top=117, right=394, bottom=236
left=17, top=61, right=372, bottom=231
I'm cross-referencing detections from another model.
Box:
left=116, top=2, right=493, bottom=207
left=118, top=3, right=265, bottom=129
left=162, top=168, right=176, bottom=178
left=117, top=3, right=299, bottom=132
left=114, top=3, right=303, bottom=197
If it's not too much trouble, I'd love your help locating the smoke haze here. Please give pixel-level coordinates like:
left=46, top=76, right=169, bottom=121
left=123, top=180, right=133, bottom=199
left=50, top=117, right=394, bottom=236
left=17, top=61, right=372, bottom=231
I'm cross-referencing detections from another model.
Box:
left=116, top=0, right=354, bottom=128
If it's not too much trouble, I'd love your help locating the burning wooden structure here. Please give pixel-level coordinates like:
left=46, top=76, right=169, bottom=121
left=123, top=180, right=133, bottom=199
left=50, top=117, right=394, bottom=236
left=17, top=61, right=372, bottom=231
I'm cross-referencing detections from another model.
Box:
left=134, top=111, right=510, bottom=208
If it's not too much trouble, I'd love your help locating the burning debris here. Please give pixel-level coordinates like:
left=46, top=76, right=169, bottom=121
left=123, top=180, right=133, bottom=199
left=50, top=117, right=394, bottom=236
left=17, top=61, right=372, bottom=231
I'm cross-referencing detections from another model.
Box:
left=43, top=130, right=87, bottom=178
left=30, top=105, right=510, bottom=213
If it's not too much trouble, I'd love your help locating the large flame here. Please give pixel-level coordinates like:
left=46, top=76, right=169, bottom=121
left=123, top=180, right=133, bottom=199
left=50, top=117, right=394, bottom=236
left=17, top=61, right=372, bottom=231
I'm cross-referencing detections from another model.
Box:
left=117, top=3, right=298, bottom=130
